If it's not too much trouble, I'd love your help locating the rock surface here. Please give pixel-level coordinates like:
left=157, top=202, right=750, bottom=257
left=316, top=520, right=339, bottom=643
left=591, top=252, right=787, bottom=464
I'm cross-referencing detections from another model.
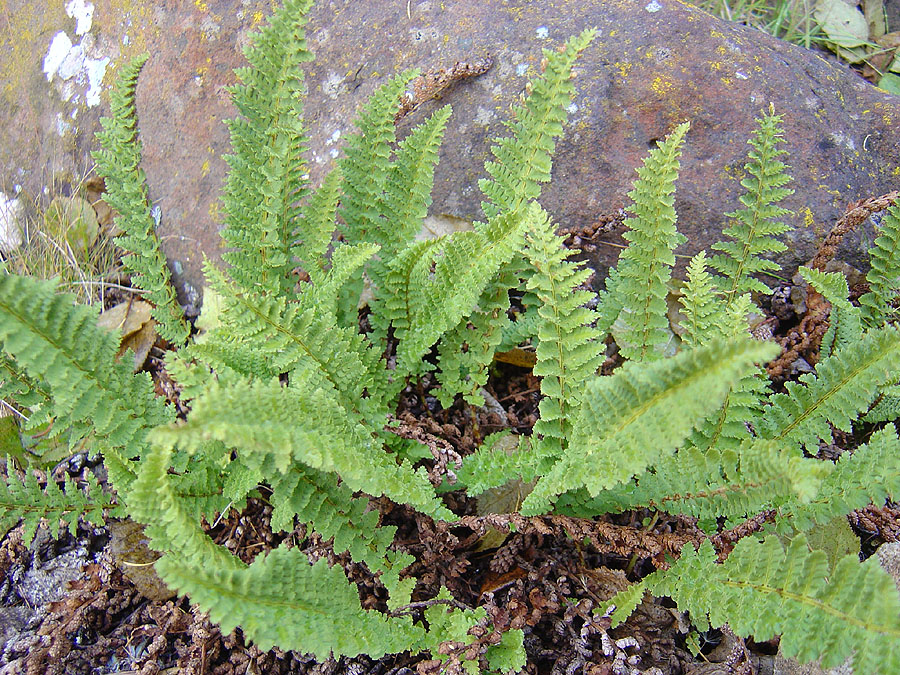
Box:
left=1, top=0, right=899, bottom=298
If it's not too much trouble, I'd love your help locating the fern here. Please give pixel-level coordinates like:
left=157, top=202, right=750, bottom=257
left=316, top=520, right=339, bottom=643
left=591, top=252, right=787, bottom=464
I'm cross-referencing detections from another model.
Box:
left=556, top=440, right=828, bottom=523
left=268, top=466, right=414, bottom=588
left=859, top=202, right=900, bottom=327
left=759, top=325, right=900, bottom=450
left=636, top=535, right=900, bottom=673
left=0, top=274, right=172, bottom=491
left=708, top=105, right=794, bottom=303
left=524, top=206, right=605, bottom=455
left=219, top=0, right=314, bottom=294
left=0, top=467, right=113, bottom=545
left=778, top=424, right=900, bottom=531
left=596, top=122, right=689, bottom=361
left=150, top=376, right=451, bottom=520
left=520, top=338, right=779, bottom=514
left=92, top=54, right=189, bottom=345
left=5, top=0, right=900, bottom=669
left=157, top=548, right=426, bottom=658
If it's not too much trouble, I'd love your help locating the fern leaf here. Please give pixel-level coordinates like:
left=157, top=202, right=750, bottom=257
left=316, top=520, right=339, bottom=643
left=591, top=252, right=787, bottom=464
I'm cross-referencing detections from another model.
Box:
left=382, top=106, right=452, bottom=260
left=524, top=206, right=605, bottom=453
left=128, top=443, right=242, bottom=571
left=520, top=338, right=779, bottom=513
left=435, top=271, right=516, bottom=407
left=385, top=207, right=535, bottom=375
left=597, top=123, right=690, bottom=362
left=338, top=69, right=417, bottom=247
left=685, top=292, right=771, bottom=451
left=759, top=325, right=900, bottom=450
left=865, top=385, right=900, bottom=423
left=709, top=106, right=793, bottom=302
left=779, top=425, right=900, bottom=531
left=220, top=0, right=314, bottom=293
left=457, top=434, right=550, bottom=496
left=268, top=465, right=414, bottom=583
left=556, top=440, right=828, bottom=522
left=678, top=251, right=726, bottom=347
left=292, top=167, right=342, bottom=287
left=92, top=54, right=189, bottom=344
left=0, top=274, right=173, bottom=489
left=0, top=467, right=113, bottom=545
left=203, top=263, right=393, bottom=421
left=150, top=376, right=452, bottom=520
left=479, top=29, right=595, bottom=219
left=156, top=547, right=425, bottom=658
left=859, top=202, right=900, bottom=327
left=798, top=266, right=862, bottom=357
left=646, top=536, right=900, bottom=673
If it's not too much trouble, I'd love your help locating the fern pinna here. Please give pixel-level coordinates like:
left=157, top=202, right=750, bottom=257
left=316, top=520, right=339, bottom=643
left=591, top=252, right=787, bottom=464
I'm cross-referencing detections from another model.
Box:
left=1, top=0, right=900, bottom=669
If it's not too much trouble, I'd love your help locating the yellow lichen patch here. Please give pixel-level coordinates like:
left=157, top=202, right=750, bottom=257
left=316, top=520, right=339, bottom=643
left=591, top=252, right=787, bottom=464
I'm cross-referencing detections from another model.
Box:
left=614, top=61, right=633, bottom=79
left=0, top=1, right=67, bottom=103
left=194, top=0, right=209, bottom=12
left=892, top=167, right=900, bottom=176
left=252, top=11, right=264, bottom=25
left=709, top=61, right=723, bottom=71
left=650, top=75, right=675, bottom=97
left=201, top=158, right=211, bottom=178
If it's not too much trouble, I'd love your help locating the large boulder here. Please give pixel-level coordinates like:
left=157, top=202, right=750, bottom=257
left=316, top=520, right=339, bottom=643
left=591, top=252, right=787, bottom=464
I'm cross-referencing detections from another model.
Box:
left=1, top=0, right=898, bottom=299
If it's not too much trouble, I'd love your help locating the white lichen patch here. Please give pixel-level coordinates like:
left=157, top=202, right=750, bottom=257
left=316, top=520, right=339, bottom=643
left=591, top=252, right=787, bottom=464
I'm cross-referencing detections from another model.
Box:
left=322, top=72, right=345, bottom=99
left=42, top=2, right=110, bottom=109
left=645, top=0, right=663, bottom=12
left=474, top=106, right=495, bottom=126
left=66, top=0, right=94, bottom=36
left=0, top=191, right=24, bottom=255
left=535, top=26, right=549, bottom=39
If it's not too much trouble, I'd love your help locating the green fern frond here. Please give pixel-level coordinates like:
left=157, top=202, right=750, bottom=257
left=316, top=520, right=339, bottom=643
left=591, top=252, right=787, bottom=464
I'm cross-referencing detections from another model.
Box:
left=524, top=206, right=605, bottom=453
left=156, top=546, right=425, bottom=658
left=203, top=263, right=391, bottom=420
left=457, top=434, right=549, bottom=496
left=779, top=424, right=900, bottom=531
left=269, top=466, right=413, bottom=588
left=759, top=325, right=900, bottom=450
left=678, top=252, right=726, bottom=347
left=435, top=272, right=515, bottom=407
left=798, top=266, right=862, bottom=357
left=520, top=337, right=779, bottom=513
left=683, top=290, right=771, bottom=452
left=0, top=274, right=173, bottom=489
left=292, top=168, right=342, bottom=286
left=338, top=69, right=417, bottom=247
left=859, top=202, right=900, bottom=327
left=384, top=207, right=534, bottom=375
left=92, top=53, right=189, bottom=345
left=220, top=0, right=314, bottom=293
left=126, top=442, right=241, bottom=571
left=150, top=376, right=452, bottom=520
left=479, top=29, right=595, bottom=219
left=0, top=467, right=113, bottom=545
left=596, top=122, right=690, bottom=362
left=709, top=106, right=793, bottom=302
left=557, top=440, right=827, bottom=522
left=382, top=106, right=453, bottom=260
left=865, top=385, right=900, bottom=423
left=643, top=536, right=900, bottom=673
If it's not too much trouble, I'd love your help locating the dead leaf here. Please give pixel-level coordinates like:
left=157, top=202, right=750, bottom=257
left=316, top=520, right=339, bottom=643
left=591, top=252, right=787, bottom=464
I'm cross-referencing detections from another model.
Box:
left=107, top=519, right=176, bottom=601
left=97, top=300, right=158, bottom=370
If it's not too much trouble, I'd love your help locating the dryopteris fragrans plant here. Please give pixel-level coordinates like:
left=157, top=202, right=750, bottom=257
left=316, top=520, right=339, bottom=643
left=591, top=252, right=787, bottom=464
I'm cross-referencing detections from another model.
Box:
left=1, top=0, right=900, bottom=670
left=459, top=109, right=900, bottom=670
